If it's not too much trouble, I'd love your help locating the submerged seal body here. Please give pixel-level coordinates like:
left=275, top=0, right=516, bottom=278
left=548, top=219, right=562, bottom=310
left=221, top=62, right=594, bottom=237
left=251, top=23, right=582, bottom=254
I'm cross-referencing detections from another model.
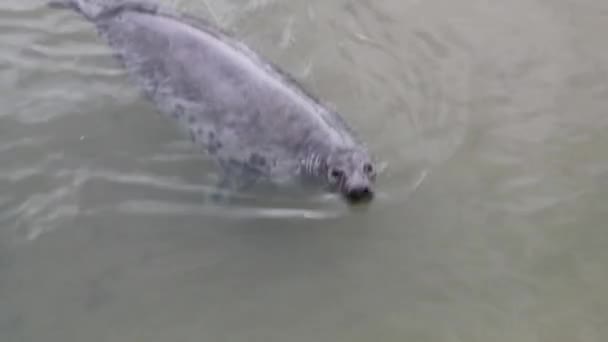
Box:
left=51, top=0, right=377, bottom=203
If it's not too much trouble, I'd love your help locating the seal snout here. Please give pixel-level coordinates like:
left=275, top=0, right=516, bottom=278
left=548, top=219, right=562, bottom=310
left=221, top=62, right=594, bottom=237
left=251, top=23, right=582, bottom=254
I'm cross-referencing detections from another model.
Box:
left=344, top=184, right=374, bottom=204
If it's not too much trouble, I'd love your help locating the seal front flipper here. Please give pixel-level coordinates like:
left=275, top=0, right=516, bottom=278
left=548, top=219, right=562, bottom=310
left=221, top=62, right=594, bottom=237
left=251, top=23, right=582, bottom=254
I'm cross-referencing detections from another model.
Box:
left=206, top=175, right=234, bottom=204
left=207, top=161, right=263, bottom=203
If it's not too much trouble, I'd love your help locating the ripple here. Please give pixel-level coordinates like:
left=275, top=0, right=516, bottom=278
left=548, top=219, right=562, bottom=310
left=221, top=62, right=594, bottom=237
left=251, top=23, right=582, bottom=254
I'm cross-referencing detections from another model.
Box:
left=0, top=137, right=50, bottom=153
left=1, top=0, right=470, bottom=243
left=112, top=200, right=344, bottom=220
left=9, top=180, right=82, bottom=242
left=317, top=0, right=473, bottom=203
left=5, top=160, right=365, bottom=241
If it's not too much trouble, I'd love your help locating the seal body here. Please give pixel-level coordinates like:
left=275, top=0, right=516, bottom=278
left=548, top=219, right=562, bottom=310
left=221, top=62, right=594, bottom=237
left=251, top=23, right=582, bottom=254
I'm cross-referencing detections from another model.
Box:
left=51, top=0, right=377, bottom=202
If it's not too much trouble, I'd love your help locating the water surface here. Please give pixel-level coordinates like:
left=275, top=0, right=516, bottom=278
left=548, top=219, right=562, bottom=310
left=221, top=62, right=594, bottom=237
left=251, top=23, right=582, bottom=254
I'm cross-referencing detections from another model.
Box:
left=1, top=0, right=607, bottom=341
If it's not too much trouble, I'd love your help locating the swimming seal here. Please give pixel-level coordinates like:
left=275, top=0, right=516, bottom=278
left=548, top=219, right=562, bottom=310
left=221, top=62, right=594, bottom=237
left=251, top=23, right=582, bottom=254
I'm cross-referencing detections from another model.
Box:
left=50, top=0, right=377, bottom=204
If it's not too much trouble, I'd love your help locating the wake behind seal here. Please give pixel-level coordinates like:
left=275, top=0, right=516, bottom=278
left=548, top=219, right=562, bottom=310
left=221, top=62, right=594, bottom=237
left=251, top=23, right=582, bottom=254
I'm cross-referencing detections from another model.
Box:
left=50, top=0, right=378, bottom=205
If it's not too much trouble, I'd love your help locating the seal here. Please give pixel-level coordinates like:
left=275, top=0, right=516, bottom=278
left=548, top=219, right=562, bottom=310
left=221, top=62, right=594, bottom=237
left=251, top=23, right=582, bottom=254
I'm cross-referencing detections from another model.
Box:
left=50, top=0, right=377, bottom=204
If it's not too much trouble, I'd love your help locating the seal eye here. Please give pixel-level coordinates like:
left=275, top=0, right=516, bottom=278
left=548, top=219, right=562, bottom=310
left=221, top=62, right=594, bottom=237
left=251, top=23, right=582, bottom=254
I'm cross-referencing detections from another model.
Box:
left=330, top=169, right=344, bottom=181
left=363, top=163, right=374, bottom=175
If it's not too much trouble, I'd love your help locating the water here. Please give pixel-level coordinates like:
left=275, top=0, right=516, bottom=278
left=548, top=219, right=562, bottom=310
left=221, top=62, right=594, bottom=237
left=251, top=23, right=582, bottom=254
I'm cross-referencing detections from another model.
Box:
left=1, top=0, right=607, bottom=341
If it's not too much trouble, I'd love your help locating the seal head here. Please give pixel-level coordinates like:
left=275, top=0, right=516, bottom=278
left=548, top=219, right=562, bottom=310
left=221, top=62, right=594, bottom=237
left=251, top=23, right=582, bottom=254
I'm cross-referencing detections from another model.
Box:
left=324, top=148, right=376, bottom=204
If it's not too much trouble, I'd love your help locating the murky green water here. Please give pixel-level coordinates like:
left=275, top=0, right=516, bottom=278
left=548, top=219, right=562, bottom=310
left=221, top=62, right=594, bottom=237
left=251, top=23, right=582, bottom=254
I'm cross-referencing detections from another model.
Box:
left=1, top=0, right=607, bottom=341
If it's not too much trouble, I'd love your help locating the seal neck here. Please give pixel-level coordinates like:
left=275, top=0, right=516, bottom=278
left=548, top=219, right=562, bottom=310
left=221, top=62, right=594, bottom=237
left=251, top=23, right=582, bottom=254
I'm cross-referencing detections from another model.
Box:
left=299, top=152, right=328, bottom=180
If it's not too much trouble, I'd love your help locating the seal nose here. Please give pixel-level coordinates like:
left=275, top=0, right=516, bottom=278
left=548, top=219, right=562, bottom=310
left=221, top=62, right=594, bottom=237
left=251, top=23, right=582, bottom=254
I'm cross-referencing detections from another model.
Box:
left=345, top=185, right=374, bottom=203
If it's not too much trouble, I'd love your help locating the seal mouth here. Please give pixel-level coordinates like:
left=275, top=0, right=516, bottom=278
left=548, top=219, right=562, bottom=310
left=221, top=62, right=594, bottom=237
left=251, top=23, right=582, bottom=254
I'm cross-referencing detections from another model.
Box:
left=343, top=186, right=374, bottom=204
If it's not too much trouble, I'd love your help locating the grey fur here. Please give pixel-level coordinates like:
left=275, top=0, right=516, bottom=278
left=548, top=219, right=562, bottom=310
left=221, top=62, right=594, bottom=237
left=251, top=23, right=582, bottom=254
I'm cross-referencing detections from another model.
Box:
left=51, top=0, right=377, bottom=202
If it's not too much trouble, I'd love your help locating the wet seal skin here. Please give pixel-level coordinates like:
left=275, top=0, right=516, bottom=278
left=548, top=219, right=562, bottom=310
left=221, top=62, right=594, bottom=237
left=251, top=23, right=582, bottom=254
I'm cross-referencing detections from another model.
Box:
left=50, top=0, right=378, bottom=204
